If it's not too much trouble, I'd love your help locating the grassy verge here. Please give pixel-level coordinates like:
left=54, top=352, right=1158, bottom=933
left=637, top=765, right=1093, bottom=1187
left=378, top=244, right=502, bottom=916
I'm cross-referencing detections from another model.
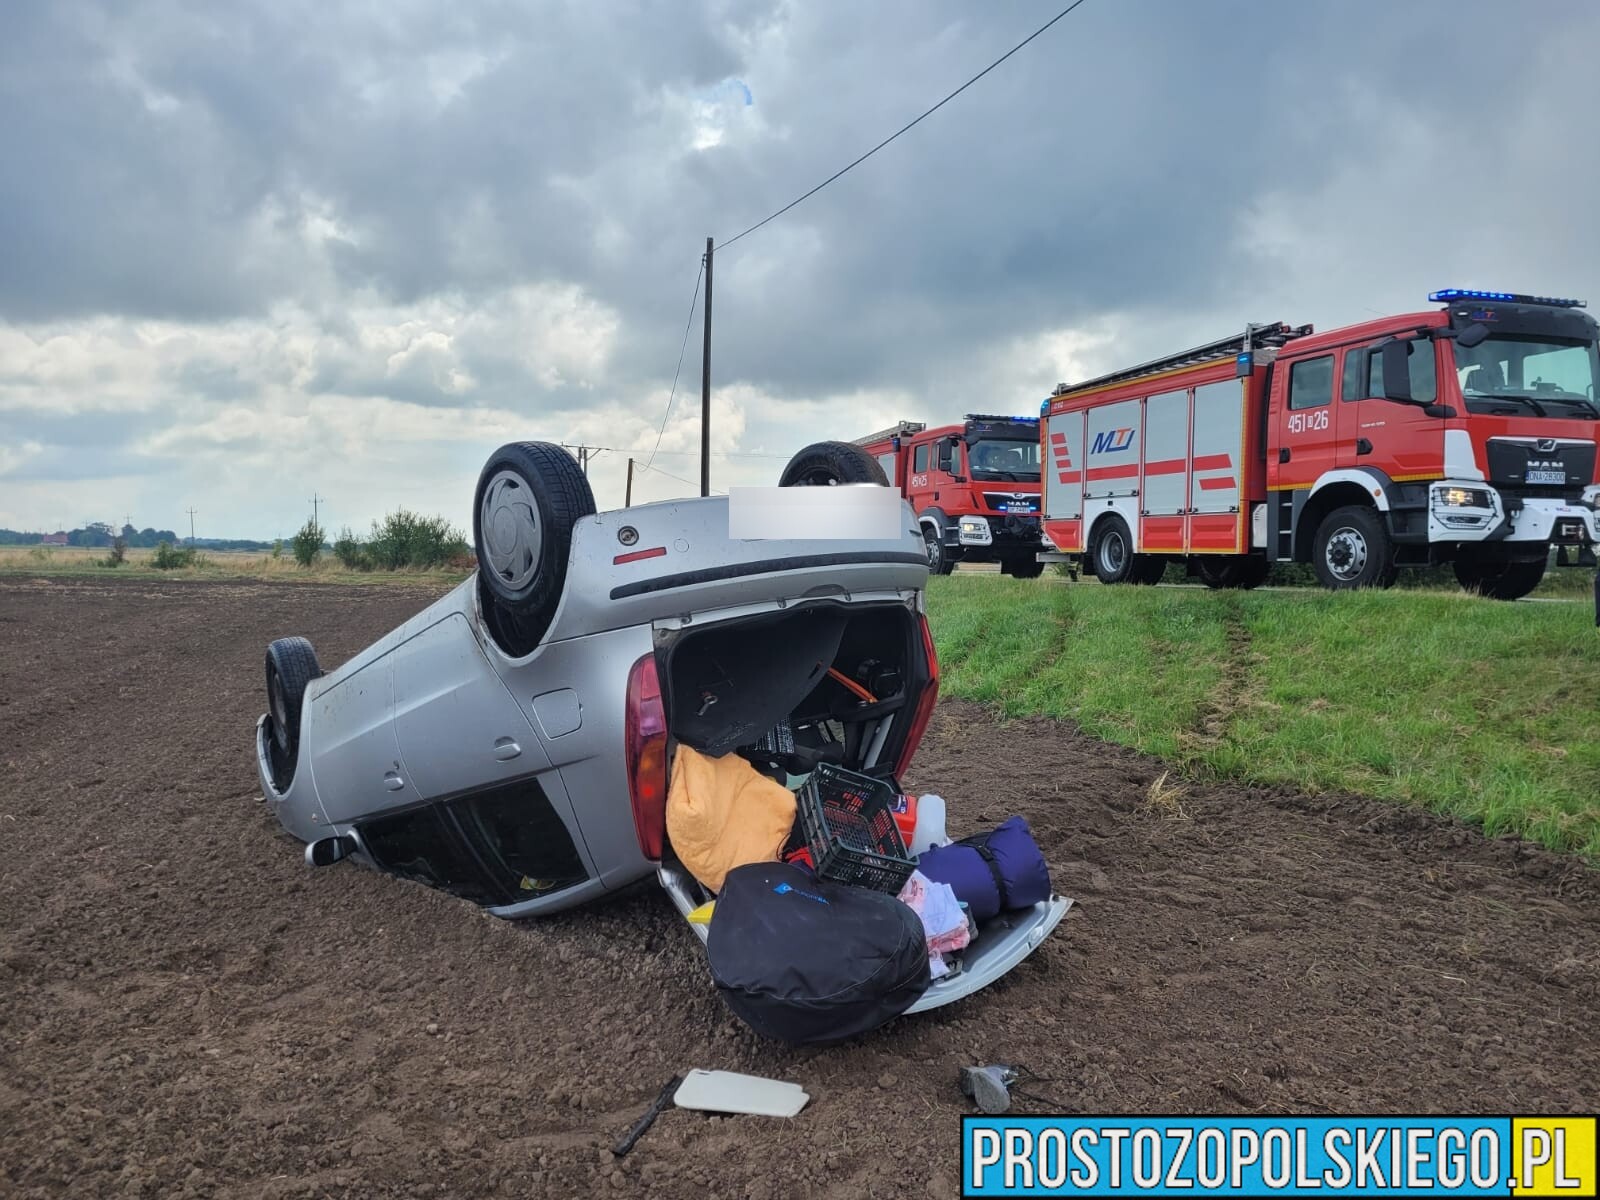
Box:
left=0, top=546, right=469, bottom=587
left=927, top=574, right=1600, bottom=858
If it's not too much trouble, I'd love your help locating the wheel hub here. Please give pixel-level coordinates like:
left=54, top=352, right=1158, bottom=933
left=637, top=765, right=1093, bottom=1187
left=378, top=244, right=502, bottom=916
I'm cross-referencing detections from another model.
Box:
left=481, top=471, right=542, bottom=589
left=1325, top=527, right=1368, bottom=580
left=1103, top=534, right=1126, bottom=574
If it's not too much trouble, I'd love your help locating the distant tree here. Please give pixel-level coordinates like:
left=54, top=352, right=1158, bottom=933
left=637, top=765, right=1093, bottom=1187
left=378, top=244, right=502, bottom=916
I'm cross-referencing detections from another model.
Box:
left=332, top=526, right=370, bottom=570
left=151, top=540, right=195, bottom=569
left=292, top=519, right=324, bottom=567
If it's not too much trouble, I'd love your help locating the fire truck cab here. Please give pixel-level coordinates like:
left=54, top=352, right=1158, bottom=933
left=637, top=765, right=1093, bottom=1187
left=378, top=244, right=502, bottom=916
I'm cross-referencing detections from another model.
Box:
left=857, top=415, right=1044, bottom=577
left=1040, top=290, right=1600, bottom=598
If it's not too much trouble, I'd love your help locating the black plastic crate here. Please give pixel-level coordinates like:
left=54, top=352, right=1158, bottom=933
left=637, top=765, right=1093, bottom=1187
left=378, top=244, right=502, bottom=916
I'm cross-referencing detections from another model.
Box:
left=796, top=763, right=914, bottom=894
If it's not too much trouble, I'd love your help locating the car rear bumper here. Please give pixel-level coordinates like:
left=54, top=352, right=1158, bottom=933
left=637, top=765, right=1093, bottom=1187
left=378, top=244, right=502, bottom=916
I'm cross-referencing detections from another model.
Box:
left=659, top=862, right=1071, bottom=1016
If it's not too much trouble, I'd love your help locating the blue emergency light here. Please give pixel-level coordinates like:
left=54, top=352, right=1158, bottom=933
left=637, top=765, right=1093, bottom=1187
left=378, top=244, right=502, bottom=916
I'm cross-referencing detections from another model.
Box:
left=1429, top=288, right=1586, bottom=309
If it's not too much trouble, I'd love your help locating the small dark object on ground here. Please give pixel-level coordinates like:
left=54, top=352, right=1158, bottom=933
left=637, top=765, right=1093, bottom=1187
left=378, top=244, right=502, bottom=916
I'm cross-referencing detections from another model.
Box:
left=612, top=1074, right=682, bottom=1158
left=960, top=1063, right=1070, bottom=1115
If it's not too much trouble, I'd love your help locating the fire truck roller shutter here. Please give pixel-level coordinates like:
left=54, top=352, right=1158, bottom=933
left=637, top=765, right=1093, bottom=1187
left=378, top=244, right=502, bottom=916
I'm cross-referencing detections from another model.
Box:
left=1189, top=380, right=1247, bottom=553
left=1043, top=408, right=1084, bottom=552
left=1141, top=389, right=1188, bottom=554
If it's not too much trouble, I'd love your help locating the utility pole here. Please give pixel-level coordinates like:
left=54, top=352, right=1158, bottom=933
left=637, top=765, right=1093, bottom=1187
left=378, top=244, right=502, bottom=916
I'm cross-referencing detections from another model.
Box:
left=309, top=492, right=321, bottom=528
left=186, top=507, right=197, bottom=544
left=700, top=236, right=713, bottom=498
left=561, top=444, right=604, bottom=477
left=625, top=457, right=635, bottom=507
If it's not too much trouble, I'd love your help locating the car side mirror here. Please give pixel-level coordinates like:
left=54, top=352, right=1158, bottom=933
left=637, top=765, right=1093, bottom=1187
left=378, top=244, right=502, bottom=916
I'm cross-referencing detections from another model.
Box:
left=306, top=834, right=358, bottom=867
left=1378, top=338, right=1415, bottom=404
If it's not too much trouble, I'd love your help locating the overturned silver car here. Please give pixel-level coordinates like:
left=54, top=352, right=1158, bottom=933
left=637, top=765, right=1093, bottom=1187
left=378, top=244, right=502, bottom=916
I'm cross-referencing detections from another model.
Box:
left=256, top=441, right=1066, bottom=1014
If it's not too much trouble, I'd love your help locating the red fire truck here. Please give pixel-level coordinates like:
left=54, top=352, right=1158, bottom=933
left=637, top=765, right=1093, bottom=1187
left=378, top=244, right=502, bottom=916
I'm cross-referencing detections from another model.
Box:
left=855, top=414, right=1045, bottom=576
left=1039, top=289, right=1600, bottom=598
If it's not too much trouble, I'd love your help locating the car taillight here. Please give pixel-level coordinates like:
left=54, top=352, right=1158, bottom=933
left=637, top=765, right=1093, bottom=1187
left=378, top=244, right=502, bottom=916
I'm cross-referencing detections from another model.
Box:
left=625, top=652, right=668, bottom=861
left=895, top=612, right=940, bottom=777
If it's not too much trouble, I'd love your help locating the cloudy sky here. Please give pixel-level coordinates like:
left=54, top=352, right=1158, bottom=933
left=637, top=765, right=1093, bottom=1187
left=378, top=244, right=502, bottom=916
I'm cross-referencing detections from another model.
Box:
left=3, top=0, right=1598, bottom=538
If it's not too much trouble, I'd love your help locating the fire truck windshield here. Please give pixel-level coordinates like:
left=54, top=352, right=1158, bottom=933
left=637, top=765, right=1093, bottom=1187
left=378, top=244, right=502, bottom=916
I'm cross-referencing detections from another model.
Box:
left=968, top=438, right=1040, bottom=481
left=1454, top=333, right=1600, bottom=419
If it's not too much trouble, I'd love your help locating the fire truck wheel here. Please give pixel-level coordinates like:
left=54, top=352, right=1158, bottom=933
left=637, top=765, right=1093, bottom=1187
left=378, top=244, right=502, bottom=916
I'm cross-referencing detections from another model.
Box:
left=1198, top=556, right=1270, bottom=590
left=1003, top=556, right=1046, bottom=579
left=1090, top=516, right=1136, bottom=584
left=778, top=442, right=890, bottom=487
left=1130, top=556, right=1167, bottom=586
left=922, top=525, right=955, bottom=575
left=1312, top=505, right=1397, bottom=591
left=1453, top=554, right=1547, bottom=600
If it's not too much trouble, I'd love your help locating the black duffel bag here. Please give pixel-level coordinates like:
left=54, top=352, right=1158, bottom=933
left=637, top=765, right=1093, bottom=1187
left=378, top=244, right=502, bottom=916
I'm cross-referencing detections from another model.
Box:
left=707, top=862, right=930, bottom=1045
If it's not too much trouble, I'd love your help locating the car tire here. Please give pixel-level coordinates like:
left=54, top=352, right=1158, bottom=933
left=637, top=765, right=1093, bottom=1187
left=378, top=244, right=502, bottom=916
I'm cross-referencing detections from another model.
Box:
left=1312, top=505, right=1397, bottom=591
left=1198, top=556, right=1270, bottom=590
left=1454, top=554, right=1547, bottom=600
left=921, top=524, right=954, bottom=575
left=474, top=442, right=596, bottom=650
left=266, top=636, right=320, bottom=790
left=1091, top=516, right=1136, bottom=584
left=779, top=441, right=890, bottom=487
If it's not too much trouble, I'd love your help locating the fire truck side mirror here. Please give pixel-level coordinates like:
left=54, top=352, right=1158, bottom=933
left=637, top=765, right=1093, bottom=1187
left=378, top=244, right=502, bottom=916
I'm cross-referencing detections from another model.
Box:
left=1377, top=338, right=1415, bottom=404
left=937, top=437, right=961, bottom=479
left=1455, top=322, right=1489, bottom=349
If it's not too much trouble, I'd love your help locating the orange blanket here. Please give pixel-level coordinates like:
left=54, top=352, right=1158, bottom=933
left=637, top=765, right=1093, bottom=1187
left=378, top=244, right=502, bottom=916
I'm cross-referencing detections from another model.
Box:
left=667, top=746, right=797, bottom=893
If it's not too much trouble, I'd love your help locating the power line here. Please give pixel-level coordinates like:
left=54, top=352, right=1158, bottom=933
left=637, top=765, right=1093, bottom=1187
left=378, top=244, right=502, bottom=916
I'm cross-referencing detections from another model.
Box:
left=638, top=462, right=724, bottom=496
left=719, top=0, right=1092, bottom=250
left=644, top=262, right=705, bottom=472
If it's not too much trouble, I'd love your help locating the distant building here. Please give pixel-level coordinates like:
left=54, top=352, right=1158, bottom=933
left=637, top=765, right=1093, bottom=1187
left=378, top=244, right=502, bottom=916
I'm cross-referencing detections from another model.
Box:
left=40, top=532, right=68, bottom=545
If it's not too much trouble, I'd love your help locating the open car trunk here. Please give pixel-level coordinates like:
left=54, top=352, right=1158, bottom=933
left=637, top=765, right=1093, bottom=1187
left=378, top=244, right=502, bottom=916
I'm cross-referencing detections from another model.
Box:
left=653, top=597, right=1070, bottom=1016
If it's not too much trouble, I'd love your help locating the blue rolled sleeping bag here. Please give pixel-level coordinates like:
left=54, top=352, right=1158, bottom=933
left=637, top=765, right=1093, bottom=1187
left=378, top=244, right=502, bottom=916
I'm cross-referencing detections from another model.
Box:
left=914, top=815, right=1051, bottom=923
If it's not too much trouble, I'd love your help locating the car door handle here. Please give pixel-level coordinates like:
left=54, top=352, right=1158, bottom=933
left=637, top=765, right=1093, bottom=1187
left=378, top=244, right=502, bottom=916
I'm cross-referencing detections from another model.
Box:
left=383, top=770, right=406, bottom=791
left=493, top=737, right=522, bottom=761
left=1355, top=438, right=1373, bottom=456
left=1279, top=447, right=1291, bottom=463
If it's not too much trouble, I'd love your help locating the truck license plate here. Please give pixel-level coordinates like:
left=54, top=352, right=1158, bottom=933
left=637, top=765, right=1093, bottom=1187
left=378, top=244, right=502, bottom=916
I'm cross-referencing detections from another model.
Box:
left=1525, top=468, right=1565, bottom=485
left=1004, top=501, right=1036, bottom=513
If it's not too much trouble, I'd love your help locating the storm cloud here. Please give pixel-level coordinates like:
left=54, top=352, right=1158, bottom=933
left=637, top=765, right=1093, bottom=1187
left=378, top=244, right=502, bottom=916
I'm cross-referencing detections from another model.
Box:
left=3, top=0, right=1597, bottom=535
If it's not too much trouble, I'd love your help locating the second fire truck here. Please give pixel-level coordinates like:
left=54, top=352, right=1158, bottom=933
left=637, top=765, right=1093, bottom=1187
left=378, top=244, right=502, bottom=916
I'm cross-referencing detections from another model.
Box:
left=1039, top=289, right=1600, bottom=598
left=856, top=414, right=1045, bottom=577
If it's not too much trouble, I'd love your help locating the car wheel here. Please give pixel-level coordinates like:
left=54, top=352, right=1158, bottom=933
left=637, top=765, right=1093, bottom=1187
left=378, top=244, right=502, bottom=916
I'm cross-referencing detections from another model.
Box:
left=1198, top=556, right=1270, bottom=590
left=265, top=636, right=321, bottom=791
left=1091, top=516, right=1136, bottom=584
left=779, top=441, right=890, bottom=486
left=1312, top=505, right=1397, bottom=591
left=1454, top=554, right=1547, bottom=600
left=474, top=442, right=596, bottom=650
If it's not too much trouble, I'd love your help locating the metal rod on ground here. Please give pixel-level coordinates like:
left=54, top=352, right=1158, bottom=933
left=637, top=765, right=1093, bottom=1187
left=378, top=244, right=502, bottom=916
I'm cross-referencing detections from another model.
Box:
left=700, top=236, right=713, bottom=498
left=625, top=457, right=634, bottom=507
